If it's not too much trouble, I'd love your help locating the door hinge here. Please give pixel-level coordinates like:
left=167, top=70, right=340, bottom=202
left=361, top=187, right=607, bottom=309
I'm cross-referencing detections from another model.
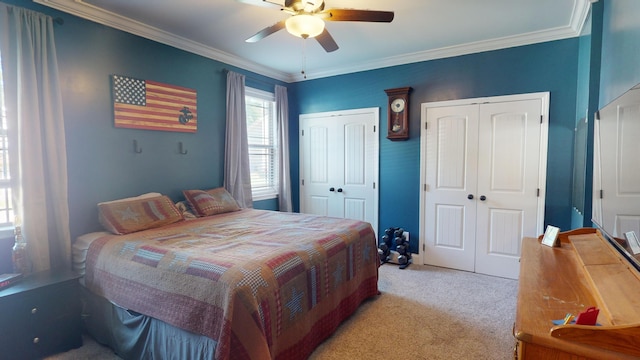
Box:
left=600, top=189, right=603, bottom=199
left=373, top=182, right=376, bottom=189
left=537, top=188, right=540, bottom=197
left=423, top=243, right=425, bottom=251
left=540, top=115, right=543, bottom=124
left=423, top=184, right=427, bottom=191
left=425, top=122, right=428, bottom=130
left=301, top=179, right=304, bottom=186
left=373, top=125, right=376, bottom=133
left=595, top=111, right=600, bottom=121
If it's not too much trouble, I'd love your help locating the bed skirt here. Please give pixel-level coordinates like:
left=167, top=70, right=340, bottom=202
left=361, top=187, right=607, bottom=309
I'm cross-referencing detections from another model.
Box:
left=81, top=286, right=218, bottom=359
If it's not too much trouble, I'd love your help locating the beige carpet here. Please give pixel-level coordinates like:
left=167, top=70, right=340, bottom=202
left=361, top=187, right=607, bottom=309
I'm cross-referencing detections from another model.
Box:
left=47, top=264, right=518, bottom=360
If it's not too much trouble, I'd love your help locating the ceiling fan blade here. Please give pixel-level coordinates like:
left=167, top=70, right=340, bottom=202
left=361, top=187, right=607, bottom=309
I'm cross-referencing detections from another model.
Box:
left=315, top=28, right=339, bottom=52
left=236, top=0, right=283, bottom=9
left=323, top=9, right=394, bottom=22
left=245, top=20, right=286, bottom=43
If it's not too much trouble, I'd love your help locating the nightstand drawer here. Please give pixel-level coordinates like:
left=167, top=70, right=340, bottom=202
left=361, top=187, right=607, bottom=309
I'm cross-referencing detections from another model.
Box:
left=0, top=270, right=82, bottom=359
left=9, top=280, right=77, bottom=319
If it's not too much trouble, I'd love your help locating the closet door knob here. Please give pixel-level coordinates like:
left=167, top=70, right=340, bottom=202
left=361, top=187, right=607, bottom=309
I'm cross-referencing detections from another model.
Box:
left=329, top=187, right=335, bottom=192
left=480, top=195, right=487, bottom=201
left=467, top=194, right=474, bottom=200
left=337, top=188, right=343, bottom=193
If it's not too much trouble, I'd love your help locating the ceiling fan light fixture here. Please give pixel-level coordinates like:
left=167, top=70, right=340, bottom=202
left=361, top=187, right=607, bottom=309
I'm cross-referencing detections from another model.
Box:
left=285, top=14, right=325, bottom=39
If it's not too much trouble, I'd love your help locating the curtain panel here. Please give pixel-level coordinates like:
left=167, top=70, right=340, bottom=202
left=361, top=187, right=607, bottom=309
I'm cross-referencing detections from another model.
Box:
left=275, top=85, right=292, bottom=212
left=0, top=3, right=71, bottom=272
left=224, top=71, right=253, bottom=208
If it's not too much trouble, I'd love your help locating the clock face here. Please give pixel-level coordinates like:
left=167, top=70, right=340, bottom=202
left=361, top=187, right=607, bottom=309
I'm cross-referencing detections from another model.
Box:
left=391, top=98, right=406, bottom=113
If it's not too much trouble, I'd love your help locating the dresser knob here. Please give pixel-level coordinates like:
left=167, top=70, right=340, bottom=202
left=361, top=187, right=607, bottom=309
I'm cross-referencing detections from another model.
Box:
left=33, top=337, right=40, bottom=344
left=31, top=307, right=38, bottom=314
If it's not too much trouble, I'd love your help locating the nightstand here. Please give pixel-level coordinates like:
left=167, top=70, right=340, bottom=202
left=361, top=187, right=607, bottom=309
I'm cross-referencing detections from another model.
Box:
left=0, top=269, right=83, bottom=359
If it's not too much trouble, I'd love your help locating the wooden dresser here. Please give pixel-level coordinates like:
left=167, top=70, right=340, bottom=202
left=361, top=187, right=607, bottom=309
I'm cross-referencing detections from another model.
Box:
left=514, top=228, right=640, bottom=359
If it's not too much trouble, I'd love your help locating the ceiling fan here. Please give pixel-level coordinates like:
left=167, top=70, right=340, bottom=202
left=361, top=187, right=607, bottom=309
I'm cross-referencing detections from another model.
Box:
left=239, top=0, right=394, bottom=52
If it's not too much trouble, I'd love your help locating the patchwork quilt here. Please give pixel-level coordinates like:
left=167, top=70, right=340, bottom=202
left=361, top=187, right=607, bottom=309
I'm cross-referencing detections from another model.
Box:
left=84, top=209, right=379, bottom=360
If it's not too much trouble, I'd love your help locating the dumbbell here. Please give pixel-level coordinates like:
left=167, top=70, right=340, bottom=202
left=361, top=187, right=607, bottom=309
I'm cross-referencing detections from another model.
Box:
left=397, top=243, right=410, bottom=255
left=382, top=234, right=391, bottom=247
left=379, top=242, right=390, bottom=262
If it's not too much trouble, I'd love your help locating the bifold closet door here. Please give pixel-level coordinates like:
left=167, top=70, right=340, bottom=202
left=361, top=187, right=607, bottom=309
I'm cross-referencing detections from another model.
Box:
left=299, top=108, right=379, bottom=231
left=423, top=97, right=544, bottom=279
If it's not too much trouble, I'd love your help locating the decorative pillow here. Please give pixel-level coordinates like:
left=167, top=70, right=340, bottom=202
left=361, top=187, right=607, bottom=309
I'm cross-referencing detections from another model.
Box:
left=183, top=187, right=240, bottom=217
left=98, top=195, right=184, bottom=235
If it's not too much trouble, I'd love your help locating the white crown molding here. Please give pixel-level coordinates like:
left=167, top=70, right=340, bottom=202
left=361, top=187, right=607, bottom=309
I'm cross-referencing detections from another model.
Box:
left=34, top=0, right=296, bottom=82
left=297, top=26, right=580, bottom=81
left=296, top=0, right=594, bottom=81
left=36, top=0, right=593, bottom=83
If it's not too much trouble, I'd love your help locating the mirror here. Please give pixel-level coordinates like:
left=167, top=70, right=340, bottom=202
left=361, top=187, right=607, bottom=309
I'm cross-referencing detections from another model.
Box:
left=592, top=83, right=640, bottom=270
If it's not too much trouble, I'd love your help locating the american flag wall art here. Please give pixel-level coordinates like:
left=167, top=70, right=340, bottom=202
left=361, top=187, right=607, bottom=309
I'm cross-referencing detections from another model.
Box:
left=111, top=75, right=197, bottom=132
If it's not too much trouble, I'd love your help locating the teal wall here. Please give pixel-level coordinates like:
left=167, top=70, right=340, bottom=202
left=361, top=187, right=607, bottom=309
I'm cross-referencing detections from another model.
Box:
left=291, top=40, right=580, bottom=251
left=10, top=0, right=640, bottom=259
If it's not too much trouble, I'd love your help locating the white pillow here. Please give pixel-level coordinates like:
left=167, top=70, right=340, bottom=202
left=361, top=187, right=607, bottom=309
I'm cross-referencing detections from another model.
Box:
left=98, top=192, right=162, bottom=205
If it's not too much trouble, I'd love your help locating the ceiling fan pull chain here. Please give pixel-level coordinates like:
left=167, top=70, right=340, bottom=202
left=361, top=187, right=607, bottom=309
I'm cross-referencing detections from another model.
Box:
left=301, top=38, right=307, bottom=79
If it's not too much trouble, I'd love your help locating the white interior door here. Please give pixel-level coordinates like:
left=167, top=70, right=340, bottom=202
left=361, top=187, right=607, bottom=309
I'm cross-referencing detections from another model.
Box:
left=474, top=100, right=542, bottom=279
left=423, top=104, right=479, bottom=272
left=598, top=94, right=640, bottom=237
left=301, top=120, right=333, bottom=217
left=300, top=108, right=379, bottom=232
left=420, top=93, right=548, bottom=279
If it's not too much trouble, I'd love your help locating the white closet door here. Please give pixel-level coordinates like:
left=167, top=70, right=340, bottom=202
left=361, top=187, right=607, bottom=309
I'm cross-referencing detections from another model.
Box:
left=421, top=93, right=547, bottom=279
left=423, top=104, right=479, bottom=272
left=300, top=108, right=379, bottom=231
left=301, top=120, right=334, bottom=217
left=474, top=99, right=542, bottom=279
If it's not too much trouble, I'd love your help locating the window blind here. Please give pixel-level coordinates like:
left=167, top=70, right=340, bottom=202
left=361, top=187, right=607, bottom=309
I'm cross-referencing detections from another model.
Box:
left=245, top=87, right=278, bottom=200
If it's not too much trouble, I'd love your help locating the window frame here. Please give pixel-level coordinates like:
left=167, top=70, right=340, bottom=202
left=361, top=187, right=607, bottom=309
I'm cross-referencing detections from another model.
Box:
left=245, top=87, right=279, bottom=201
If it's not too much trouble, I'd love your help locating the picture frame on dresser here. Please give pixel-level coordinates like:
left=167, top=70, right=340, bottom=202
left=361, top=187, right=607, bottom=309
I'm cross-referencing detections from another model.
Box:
left=541, top=225, right=560, bottom=247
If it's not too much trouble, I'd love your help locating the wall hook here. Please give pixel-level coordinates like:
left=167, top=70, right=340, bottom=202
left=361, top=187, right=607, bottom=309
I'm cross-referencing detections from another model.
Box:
left=178, top=141, right=188, bottom=155
left=133, top=140, right=142, bottom=153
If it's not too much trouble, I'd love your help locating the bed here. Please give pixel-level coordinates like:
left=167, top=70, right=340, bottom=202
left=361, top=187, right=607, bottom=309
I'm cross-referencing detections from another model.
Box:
left=73, top=190, right=379, bottom=360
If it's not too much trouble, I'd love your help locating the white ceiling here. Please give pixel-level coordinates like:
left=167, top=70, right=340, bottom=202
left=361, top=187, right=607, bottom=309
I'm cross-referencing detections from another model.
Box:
left=35, top=0, right=594, bottom=82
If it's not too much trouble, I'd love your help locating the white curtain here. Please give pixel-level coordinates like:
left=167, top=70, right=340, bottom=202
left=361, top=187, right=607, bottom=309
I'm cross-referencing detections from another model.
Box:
left=275, top=85, right=292, bottom=212
left=0, top=3, right=71, bottom=272
left=224, top=71, right=253, bottom=208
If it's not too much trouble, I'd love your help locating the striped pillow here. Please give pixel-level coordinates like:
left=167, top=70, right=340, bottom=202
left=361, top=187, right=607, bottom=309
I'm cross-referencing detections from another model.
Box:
left=183, top=188, right=240, bottom=217
left=98, top=195, right=183, bottom=234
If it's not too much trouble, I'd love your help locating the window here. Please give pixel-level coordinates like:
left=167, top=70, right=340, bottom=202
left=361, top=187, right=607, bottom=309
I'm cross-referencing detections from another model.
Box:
left=0, top=59, right=12, bottom=226
left=245, top=87, right=278, bottom=200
